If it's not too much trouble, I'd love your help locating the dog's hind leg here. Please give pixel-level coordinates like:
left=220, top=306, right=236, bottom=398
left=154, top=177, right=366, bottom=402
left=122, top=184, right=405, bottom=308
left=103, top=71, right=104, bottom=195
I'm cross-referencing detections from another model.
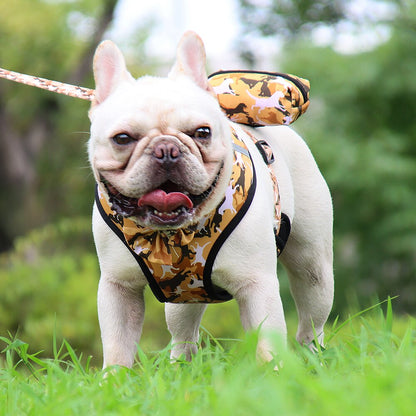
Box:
left=279, top=174, right=334, bottom=349
left=165, top=303, right=207, bottom=361
left=269, top=127, right=334, bottom=349
left=281, top=242, right=333, bottom=348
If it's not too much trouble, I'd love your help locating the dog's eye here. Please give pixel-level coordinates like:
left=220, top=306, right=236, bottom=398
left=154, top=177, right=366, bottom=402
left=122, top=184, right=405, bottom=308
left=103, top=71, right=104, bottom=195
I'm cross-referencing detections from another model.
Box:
left=192, top=126, right=211, bottom=140
left=112, top=133, right=136, bottom=146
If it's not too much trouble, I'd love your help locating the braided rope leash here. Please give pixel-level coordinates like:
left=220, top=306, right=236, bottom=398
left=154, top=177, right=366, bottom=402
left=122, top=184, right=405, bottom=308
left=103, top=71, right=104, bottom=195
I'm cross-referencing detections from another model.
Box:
left=0, top=67, right=95, bottom=101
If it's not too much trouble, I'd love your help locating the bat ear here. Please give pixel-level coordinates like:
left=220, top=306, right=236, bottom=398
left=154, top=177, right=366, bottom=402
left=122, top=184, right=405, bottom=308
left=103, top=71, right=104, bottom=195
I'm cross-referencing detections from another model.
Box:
left=92, top=40, right=134, bottom=107
left=168, top=31, right=214, bottom=95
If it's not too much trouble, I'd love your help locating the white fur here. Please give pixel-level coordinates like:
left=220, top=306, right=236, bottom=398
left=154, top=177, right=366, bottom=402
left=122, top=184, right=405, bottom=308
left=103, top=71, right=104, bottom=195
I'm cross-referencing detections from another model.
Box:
left=89, top=32, right=334, bottom=368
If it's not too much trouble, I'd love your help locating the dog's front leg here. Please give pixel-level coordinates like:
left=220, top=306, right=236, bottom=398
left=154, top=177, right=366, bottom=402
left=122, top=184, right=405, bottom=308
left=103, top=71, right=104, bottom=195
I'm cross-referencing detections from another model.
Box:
left=235, top=278, right=287, bottom=363
left=97, top=277, right=145, bottom=368
left=165, top=303, right=207, bottom=361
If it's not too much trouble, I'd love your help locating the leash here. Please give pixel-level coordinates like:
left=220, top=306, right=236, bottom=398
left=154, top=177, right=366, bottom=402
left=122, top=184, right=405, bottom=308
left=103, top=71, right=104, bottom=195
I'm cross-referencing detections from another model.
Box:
left=0, top=67, right=95, bottom=101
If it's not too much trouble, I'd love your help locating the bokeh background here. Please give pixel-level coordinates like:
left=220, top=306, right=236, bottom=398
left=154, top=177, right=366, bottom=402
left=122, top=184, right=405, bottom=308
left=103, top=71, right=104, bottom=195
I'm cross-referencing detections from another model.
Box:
left=1, top=0, right=415, bottom=365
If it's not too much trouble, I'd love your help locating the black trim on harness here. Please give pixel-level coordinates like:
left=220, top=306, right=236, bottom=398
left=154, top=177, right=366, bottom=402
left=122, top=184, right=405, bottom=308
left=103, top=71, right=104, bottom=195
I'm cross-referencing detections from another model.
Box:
left=202, top=158, right=257, bottom=301
left=276, top=212, right=291, bottom=257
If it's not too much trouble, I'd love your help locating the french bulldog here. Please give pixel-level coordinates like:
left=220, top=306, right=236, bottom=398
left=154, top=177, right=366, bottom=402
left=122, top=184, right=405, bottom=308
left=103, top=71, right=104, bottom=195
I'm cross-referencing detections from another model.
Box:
left=88, top=31, right=334, bottom=368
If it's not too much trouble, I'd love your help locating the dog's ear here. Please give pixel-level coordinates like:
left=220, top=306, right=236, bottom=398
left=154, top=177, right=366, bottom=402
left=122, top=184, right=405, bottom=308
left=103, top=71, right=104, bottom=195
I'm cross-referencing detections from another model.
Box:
left=92, top=40, right=134, bottom=107
left=169, top=31, right=215, bottom=95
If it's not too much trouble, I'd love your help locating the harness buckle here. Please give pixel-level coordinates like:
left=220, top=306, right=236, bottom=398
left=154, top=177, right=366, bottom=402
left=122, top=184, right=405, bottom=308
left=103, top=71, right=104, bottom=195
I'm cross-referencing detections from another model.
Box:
left=255, top=140, right=275, bottom=165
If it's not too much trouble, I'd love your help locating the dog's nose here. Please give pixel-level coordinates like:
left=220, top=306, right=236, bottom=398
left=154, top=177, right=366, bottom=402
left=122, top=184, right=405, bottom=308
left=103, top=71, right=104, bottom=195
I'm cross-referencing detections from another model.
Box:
left=153, top=142, right=181, bottom=163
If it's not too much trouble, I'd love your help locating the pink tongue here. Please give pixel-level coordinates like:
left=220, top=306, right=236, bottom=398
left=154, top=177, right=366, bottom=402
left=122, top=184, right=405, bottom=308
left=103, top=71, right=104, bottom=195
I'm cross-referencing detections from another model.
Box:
left=138, top=189, right=193, bottom=212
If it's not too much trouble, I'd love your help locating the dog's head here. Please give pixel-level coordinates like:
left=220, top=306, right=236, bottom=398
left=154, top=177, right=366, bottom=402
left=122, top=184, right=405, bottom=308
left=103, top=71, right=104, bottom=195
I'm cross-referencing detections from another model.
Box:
left=88, top=31, right=233, bottom=230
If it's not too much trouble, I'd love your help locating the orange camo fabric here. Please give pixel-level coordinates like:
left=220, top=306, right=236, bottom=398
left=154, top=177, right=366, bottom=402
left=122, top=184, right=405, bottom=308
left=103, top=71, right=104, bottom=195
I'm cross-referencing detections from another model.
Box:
left=208, top=71, right=310, bottom=126
left=98, top=130, right=281, bottom=303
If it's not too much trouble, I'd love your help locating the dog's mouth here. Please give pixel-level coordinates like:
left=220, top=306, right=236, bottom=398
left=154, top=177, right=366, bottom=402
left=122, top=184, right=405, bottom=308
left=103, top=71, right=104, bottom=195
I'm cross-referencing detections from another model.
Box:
left=101, top=168, right=222, bottom=228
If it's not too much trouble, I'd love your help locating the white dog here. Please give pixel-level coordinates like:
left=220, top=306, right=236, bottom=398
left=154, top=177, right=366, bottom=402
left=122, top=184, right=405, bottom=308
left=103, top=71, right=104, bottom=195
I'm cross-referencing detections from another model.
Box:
left=88, top=31, right=334, bottom=368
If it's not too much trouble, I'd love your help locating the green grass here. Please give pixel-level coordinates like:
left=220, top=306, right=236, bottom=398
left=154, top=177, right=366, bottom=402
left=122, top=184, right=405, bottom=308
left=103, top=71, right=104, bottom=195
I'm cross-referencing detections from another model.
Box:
left=1, top=299, right=415, bottom=416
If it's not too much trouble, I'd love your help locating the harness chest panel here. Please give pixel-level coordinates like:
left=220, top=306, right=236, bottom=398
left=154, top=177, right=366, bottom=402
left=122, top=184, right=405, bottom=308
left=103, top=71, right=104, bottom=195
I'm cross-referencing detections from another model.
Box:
left=96, top=131, right=280, bottom=304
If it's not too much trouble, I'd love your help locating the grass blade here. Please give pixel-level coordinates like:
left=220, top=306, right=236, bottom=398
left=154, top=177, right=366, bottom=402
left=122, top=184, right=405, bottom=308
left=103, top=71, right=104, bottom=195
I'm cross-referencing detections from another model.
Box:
left=63, top=340, right=86, bottom=376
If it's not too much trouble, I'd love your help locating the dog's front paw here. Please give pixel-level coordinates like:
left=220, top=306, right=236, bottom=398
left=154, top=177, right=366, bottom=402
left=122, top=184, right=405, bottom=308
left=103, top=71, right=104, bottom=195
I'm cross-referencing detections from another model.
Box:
left=170, top=341, right=199, bottom=362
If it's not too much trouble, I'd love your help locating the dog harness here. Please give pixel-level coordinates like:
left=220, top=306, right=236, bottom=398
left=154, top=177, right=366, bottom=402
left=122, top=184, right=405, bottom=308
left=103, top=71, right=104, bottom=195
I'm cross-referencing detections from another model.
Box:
left=96, top=129, right=290, bottom=303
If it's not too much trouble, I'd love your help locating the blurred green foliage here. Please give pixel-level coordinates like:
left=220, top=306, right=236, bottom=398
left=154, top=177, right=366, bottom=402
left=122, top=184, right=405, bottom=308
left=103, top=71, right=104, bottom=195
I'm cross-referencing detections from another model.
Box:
left=0, top=218, right=100, bottom=363
left=280, top=2, right=416, bottom=313
left=0, top=0, right=99, bottom=248
left=239, top=0, right=344, bottom=38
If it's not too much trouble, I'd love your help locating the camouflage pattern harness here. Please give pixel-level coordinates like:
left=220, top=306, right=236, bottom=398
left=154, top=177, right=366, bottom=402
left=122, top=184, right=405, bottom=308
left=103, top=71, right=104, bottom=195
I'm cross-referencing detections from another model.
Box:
left=96, top=128, right=290, bottom=303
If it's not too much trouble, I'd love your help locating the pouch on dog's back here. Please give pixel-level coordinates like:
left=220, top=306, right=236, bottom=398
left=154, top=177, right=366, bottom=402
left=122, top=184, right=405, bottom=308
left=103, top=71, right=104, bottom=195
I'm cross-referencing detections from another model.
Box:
left=208, top=71, right=310, bottom=127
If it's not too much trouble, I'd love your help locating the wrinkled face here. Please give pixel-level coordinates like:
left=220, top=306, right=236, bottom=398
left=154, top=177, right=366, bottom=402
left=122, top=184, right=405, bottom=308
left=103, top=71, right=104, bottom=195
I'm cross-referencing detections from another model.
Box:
left=89, top=49, right=232, bottom=230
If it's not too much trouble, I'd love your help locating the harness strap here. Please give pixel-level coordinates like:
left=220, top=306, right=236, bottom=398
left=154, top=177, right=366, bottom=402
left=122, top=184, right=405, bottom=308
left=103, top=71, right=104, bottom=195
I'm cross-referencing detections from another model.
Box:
left=276, top=213, right=291, bottom=256
left=239, top=127, right=291, bottom=256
